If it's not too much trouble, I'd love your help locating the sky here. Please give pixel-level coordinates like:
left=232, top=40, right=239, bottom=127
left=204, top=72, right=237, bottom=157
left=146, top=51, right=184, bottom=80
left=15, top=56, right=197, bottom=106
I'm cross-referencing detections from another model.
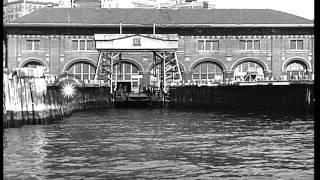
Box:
left=213, top=0, right=314, bottom=20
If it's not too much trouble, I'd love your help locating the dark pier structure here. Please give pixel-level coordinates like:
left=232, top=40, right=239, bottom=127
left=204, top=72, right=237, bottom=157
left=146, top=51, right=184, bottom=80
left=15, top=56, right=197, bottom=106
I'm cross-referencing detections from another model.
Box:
left=169, top=82, right=314, bottom=113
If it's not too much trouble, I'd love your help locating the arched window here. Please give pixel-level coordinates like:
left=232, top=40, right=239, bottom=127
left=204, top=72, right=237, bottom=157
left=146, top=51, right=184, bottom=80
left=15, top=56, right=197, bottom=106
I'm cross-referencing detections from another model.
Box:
left=113, top=62, right=140, bottom=93
left=113, top=62, right=140, bottom=81
left=23, top=61, right=44, bottom=68
left=286, top=61, right=307, bottom=80
left=192, top=61, right=223, bottom=83
left=234, top=61, right=264, bottom=81
left=66, top=61, right=96, bottom=81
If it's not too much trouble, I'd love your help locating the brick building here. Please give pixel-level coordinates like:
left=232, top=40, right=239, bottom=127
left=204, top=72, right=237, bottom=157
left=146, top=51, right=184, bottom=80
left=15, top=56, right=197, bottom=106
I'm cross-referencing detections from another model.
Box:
left=3, top=8, right=314, bottom=91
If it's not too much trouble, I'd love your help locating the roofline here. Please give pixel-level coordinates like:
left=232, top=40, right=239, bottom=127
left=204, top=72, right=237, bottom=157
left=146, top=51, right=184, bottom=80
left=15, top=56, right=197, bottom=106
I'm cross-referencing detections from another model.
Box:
left=98, top=49, right=178, bottom=52
left=4, top=0, right=59, bottom=6
left=96, top=34, right=179, bottom=41
left=4, top=23, right=314, bottom=28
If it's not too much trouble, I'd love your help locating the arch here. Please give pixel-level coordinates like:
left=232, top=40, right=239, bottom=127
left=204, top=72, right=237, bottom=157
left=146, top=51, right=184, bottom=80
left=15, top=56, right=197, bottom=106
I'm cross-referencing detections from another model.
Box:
left=63, top=58, right=97, bottom=81
left=189, top=57, right=227, bottom=72
left=113, top=58, right=144, bottom=72
left=19, top=57, right=48, bottom=68
left=191, top=59, right=225, bottom=82
left=282, top=57, right=311, bottom=72
left=62, top=57, right=97, bottom=72
left=231, top=57, right=269, bottom=72
left=112, top=59, right=142, bottom=93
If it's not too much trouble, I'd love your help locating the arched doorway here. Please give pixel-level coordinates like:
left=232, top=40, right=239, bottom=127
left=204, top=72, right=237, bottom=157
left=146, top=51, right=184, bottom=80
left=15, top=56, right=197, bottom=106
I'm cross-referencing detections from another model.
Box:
left=113, top=61, right=141, bottom=93
left=285, top=61, right=307, bottom=80
left=192, top=61, right=224, bottom=84
left=233, top=61, right=264, bottom=81
left=66, top=61, right=96, bottom=81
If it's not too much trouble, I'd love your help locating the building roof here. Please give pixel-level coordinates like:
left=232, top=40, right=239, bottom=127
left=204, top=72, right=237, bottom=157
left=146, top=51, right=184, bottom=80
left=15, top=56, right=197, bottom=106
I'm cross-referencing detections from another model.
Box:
left=5, top=8, right=313, bottom=28
left=4, top=0, right=59, bottom=6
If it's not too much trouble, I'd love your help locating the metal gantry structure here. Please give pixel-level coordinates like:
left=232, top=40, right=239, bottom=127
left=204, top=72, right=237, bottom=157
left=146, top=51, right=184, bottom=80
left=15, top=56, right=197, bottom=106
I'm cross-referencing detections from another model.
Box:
left=93, top=33, right=182, bottom=95
left=93, top=51, right=120, bottom=89
left=153, top=51, right=182, bottom=92
left=94, top=50, right=182, bottom=94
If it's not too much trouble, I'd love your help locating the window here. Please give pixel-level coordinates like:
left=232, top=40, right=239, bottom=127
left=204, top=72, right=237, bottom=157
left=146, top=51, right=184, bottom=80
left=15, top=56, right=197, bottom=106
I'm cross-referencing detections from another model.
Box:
left=290, top=40, right=303, bottom=50
left=133, top=38, right=141, bottom=46
left=212, top=41, right=219, bottom=51
left=254, top=40, right=260, bottom=50
left=113, top=62, right=141, bottom=93
left=239, top=40, right=260, bottom=50
left=87, top=40, right=94, bottom=50
left=26, top=40, right=40, bottom=51
left=71, top=39, right=95, bottom=51
left=113, top=62, right=140, bottom=81
left=286, top=61, right=307, bottom=80
left=234, top=62, right=264, bottom=81
left=72, top=40, right=78, bottom=50
left=198, top=40, right=219, bottom=51
left=67, top=62, right=96, bottom=81
left=80, top=40, right=85, bottom=50
left=198, top=40, right=204, bottom=51
left=192, top=61, right=223, bottom=83
left=23, top=61, right=44, bottom=68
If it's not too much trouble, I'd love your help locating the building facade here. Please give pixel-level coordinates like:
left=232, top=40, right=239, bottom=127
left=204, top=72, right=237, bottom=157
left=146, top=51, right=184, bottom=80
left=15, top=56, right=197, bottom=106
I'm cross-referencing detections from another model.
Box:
left=3, top=0, right=76, bottom=23
left=4, top=8, right=314, bottom=90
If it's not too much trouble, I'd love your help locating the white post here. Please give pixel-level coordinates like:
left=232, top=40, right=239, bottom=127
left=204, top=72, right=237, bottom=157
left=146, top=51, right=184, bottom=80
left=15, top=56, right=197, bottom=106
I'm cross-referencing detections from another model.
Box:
left=120, top=22, right=122, bottom=34
left=163, top=52, right=166, bottom=93
left=110, top=53, right=113, bottom=93
left=153, top=23, right=156, bottom=35
left=23, top=0, right=26, bottom=15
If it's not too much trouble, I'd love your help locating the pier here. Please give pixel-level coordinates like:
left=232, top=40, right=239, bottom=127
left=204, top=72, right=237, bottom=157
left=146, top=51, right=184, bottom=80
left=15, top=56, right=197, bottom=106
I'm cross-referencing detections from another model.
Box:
left=3, top=66, right=314, bottom=129
left=3, top=8, right=314, bottom=128
left=169, top=81, right=314, bottom=113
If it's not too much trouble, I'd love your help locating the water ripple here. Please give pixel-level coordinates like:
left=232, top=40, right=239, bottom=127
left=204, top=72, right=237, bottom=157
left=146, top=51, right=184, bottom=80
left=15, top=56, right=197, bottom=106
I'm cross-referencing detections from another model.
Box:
left=4, top=109, right=314, bottom=179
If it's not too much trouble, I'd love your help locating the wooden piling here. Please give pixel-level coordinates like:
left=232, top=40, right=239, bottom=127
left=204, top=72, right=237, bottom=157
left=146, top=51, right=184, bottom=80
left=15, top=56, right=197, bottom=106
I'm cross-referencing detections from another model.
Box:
left=3, top=68, right=112, bottom=129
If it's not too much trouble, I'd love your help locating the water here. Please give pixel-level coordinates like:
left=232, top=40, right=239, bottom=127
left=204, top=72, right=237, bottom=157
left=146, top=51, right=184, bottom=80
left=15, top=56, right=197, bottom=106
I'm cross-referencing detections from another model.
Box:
left=3, top=109, right=314, bottom=179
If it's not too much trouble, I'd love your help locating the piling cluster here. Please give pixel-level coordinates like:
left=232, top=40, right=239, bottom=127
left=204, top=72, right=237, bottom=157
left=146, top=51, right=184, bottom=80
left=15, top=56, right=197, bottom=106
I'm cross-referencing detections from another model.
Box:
left=3, top=68, right=61, bottom=128
left=3, top=68, right=112, bottom=129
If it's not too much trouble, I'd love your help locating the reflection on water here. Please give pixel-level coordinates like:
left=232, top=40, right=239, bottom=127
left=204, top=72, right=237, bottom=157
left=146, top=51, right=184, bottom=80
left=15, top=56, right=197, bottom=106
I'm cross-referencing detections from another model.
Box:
left=3, top=109, right=314, bottom=179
